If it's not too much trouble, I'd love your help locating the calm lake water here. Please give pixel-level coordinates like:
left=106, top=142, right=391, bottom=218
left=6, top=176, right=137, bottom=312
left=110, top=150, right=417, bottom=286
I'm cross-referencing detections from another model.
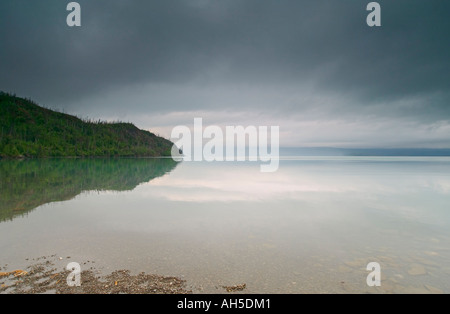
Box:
left=1, top=157, right=450, bottom=293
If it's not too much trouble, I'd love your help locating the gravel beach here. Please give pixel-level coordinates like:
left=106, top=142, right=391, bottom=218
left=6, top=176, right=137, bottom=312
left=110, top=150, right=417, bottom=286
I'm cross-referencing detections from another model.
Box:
left=0, top=255, right=191, bottom=294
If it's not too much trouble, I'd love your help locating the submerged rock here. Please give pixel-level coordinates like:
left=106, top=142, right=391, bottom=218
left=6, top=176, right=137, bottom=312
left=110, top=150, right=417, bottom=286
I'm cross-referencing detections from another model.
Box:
left=425, top=284, right=443, bottom=294
left=407, top=264, right=427, bottom=276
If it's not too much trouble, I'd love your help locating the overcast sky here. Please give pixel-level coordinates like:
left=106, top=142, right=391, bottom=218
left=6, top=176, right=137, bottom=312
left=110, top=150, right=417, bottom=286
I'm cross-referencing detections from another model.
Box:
left=1, top=0, right=449, bottom=148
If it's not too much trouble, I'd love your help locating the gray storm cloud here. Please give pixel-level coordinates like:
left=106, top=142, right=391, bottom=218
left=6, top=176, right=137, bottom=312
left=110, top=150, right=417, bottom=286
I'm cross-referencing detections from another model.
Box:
left=0, top=0, right=449, bottom=147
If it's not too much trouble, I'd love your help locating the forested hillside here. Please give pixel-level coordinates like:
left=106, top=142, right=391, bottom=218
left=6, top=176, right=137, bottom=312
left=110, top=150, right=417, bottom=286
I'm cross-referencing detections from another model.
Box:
left=0, top=92, right=173, bottom=158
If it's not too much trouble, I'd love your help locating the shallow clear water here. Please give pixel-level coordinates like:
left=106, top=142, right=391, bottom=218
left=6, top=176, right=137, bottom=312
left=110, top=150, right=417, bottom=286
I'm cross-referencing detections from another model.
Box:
left=1, top=157, right=450, bottom=293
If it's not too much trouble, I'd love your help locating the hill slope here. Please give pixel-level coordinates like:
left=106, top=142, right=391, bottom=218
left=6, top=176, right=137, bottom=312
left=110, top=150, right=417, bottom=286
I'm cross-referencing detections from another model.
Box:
left=0, top=92, right=174, bottom=158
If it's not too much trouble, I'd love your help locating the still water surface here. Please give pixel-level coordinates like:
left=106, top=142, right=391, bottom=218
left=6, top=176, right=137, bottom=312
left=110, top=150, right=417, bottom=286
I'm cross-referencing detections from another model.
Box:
left=1, top=157, right=450, bottom=293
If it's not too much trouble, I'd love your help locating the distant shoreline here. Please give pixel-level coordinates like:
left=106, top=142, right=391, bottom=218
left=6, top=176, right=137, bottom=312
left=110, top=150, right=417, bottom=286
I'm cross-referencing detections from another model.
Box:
left=279, top=147, right=450, bottom=157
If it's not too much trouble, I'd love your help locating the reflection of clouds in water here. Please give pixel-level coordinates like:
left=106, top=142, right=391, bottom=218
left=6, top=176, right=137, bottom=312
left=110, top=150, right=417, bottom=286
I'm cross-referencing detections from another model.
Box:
left=137, top=161, right=450, bottom=203
left=420, top=179, right=450, bottom=194
left=143, top=168, right=355, bottom=202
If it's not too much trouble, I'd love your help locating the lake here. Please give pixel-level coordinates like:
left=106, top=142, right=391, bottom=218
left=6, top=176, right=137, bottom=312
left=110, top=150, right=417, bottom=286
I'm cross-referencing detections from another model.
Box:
left=1, top=157, right=450, bottom=293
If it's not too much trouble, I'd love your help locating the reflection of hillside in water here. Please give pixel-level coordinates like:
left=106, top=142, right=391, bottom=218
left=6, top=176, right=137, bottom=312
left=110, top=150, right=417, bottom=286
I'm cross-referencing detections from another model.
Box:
left=0, top=158, right=179, bottom=222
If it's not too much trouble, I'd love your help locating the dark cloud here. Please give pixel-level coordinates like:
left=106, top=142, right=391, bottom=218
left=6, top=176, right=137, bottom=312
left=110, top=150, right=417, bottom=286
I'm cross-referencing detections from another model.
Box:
left=1, top=0, right=449, bottom=146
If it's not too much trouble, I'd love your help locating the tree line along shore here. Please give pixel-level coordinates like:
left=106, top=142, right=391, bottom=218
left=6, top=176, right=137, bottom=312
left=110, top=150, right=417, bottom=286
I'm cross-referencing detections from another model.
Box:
left=0, top=92, right=173, bottom=159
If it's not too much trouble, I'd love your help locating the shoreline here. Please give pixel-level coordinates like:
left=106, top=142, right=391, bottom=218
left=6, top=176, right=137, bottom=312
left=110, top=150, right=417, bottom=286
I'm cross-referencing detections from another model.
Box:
left=0, top=156, right=175, bottom=160
left=0, top=255, right=191, bottom=294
